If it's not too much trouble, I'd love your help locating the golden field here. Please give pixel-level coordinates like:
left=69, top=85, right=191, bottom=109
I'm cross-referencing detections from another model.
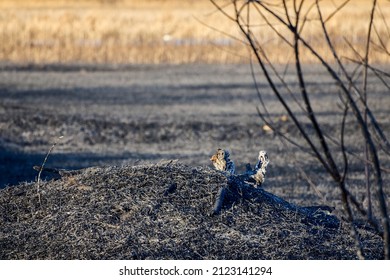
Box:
left=0, top=0, right=389, bottom=64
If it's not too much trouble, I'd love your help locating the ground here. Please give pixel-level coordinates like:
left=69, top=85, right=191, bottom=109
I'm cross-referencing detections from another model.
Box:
left=0, top=161, right=384, bottom=259
left=0, top=63, right=389, bottom=259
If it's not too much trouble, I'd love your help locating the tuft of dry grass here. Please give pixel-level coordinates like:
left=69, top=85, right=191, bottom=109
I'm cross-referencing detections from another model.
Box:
left=0, top=0, right=389, bottom=64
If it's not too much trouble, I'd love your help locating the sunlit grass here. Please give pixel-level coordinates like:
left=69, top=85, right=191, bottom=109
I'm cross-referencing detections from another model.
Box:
left=0, top=0, right=389, bottom=64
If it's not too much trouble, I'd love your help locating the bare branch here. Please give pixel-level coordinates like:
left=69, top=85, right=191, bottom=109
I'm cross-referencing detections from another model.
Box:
left=324, top=0, right=350, bottom=23
left=211, top=0, right=390, bottom=258
left=316, top=0, right=389, bottom=258
left=209, top=0, right=237, bottom=22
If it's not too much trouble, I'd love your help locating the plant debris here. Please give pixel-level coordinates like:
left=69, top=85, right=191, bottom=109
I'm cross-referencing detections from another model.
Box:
left=0, top=161, right=384, bottom=259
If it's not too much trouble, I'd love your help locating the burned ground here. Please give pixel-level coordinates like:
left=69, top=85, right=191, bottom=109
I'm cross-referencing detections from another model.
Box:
left=0, top=63, right=389, bottom=259
left=0, top=161, right=384, bottom=259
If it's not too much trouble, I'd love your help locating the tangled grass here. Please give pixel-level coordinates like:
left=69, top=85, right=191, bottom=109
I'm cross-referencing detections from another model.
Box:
left=0, top=161, right=383, bottom=259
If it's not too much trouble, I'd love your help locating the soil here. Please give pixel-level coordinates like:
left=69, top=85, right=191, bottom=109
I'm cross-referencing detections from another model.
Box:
left=0, top=63, right=389, bottom=259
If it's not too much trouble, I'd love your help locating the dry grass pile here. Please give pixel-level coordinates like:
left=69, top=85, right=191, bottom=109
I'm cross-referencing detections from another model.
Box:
left=0, top=0, right=389, bottom=64
left=0, top=161, right=383, bottom=259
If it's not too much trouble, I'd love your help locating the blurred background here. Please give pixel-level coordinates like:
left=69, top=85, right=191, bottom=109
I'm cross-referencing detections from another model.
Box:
left=1, top=0, right=390, bottom=65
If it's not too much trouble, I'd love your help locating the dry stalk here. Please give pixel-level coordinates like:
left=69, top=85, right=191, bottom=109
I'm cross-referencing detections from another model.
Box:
left=36, top=136, right=63, bottom=204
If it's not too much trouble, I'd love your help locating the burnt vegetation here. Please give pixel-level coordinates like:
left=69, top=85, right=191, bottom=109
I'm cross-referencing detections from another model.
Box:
left=0, top=161, right=384, bottom=259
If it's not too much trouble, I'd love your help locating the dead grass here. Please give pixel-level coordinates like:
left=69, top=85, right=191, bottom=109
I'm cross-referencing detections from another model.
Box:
left=0, top=161, right=384, bottom=259
left=0, top=0, right=389, bottom=64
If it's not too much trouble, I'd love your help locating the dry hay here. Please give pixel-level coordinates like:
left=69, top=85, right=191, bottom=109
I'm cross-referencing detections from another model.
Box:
left=1, top=0, right=390, bottom=64
left=0, top=161, right=384, bottom=259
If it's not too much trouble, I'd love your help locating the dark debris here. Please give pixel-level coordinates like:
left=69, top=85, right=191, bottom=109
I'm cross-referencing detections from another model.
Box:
left=0, top=161, right=384, bottom=259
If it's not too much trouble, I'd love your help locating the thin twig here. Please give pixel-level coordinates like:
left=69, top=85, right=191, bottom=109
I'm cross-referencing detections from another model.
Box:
left=36, top=136, right=63, bottom=204
left=362, top=0, right=377, bottom=222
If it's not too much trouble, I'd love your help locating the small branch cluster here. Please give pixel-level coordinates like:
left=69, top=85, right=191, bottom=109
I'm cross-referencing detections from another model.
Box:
left=210, top=0, right=390, bottom=259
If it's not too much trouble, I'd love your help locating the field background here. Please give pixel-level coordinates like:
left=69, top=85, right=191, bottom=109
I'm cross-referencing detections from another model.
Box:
left=1, top=0, right=390, bottom=259
left=1, top=63, right=389, bottom=259
left=1, top=0, right=390, bottom=64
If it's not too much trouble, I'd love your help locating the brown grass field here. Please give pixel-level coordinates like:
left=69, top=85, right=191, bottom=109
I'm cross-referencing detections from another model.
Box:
left=1, top=0, right=390, bottom=64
